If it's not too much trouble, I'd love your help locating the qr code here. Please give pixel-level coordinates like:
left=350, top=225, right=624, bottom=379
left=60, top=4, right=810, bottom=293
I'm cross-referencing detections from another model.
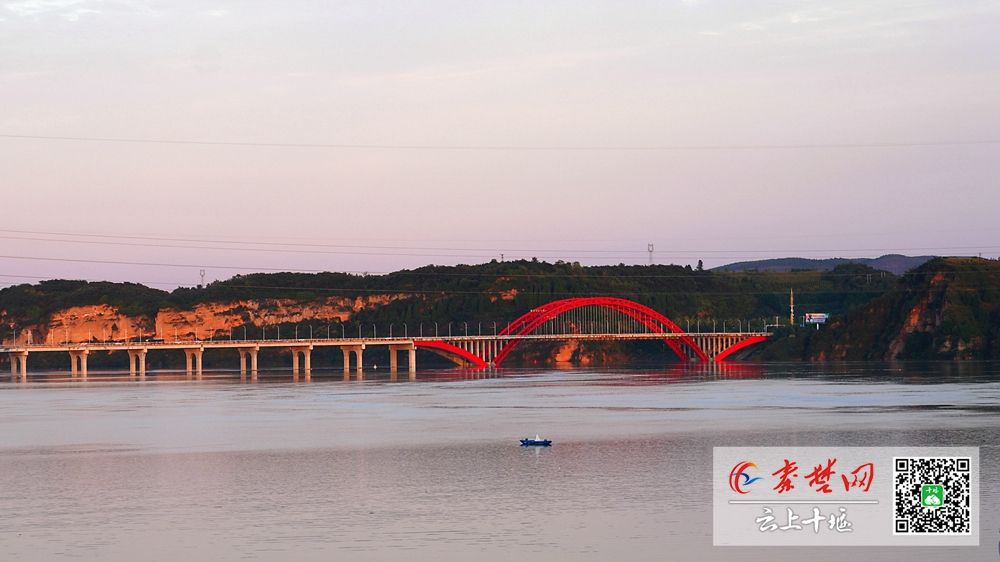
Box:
left=893, top=457, right=971, bottom=534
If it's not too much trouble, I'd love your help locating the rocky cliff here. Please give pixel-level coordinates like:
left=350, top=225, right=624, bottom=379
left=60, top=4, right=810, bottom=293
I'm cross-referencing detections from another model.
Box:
left=759, top=258, right=1000, bottom=361
left=6, top=295, right=411, bottom=345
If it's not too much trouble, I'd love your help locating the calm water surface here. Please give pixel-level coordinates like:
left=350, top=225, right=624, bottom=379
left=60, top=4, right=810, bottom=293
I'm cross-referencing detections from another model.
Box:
left=0, top=362, right=997, bottom=561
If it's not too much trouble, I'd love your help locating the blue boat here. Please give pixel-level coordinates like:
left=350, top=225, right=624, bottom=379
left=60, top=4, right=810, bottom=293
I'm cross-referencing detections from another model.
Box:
left=520, top=434, right=552, bottom=447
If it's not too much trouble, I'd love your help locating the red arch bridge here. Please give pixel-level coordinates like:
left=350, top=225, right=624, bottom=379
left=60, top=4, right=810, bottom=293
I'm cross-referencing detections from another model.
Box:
left=3, top=297, right=771, bottom=379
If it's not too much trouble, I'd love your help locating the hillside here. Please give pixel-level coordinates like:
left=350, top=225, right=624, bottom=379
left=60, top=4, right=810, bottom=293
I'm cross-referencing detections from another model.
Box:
left=713, top=254, right=934, bottom=275
left=2, top=258, right=996, bottom=364
left=760, top=258, right=1000, bottom=360
left=0, top=260, right=899, bottom=364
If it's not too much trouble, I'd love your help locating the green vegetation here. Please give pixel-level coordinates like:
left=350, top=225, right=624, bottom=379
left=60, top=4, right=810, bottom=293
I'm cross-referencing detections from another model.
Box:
left=760, top=258, right=1000, bottom=360
left=0, top=280, right=168, bottom=325
left=3, top=257, right=997, bottom=360
left=0, top=260, right=894, bottom=327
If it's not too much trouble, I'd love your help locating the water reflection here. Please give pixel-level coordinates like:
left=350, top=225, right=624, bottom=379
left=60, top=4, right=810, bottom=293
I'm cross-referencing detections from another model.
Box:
left=0, top=363, right=997, bottom=561
left=3, top=366, right=525, bottom=385
left=6, top=359, right=999, bottom=388
left=0, top=362, right=778, bottom=387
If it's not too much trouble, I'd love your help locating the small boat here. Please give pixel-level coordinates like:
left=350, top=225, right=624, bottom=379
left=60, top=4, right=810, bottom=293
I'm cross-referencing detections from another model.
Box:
left=520, top=434, right=552, bottom=447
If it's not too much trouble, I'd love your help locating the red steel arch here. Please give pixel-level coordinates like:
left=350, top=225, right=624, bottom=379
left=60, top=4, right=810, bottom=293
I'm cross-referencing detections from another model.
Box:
left=713, top=335, right=769, bottom=362
left=414, top=340, right=489, bottom=368
left=492, top=297, right=709, bottom=365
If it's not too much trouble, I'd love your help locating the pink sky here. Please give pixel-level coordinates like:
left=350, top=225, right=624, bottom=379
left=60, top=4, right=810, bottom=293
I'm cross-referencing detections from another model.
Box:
left=1, top=1, right=998, bottom=288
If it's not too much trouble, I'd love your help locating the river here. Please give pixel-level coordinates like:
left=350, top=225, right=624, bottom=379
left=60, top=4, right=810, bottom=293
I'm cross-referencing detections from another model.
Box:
left=0, top=362, right=997, bottom=561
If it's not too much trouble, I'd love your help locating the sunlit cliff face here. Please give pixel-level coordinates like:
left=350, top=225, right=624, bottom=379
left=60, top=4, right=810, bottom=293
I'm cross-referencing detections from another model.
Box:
left=42, top=304, right=146, bottom=344
left=10, top=295, right=410, bottom=344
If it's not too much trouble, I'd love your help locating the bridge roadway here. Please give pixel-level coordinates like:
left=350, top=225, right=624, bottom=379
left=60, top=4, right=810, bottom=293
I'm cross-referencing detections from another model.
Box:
left=1, top=331, right=770, bottom=380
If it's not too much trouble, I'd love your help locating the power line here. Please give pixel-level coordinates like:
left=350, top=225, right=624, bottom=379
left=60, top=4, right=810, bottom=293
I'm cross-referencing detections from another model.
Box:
left=0, top=229, right=651, bottom=254
left=0, top=254, right=324, bottom=273
left=2, top=133, right=999, bottom=151
left=0, top=235, right=512, bottom=259
left=0, top=273, right=991, bottom=298
left=0, top=257, right=996, bottom=297
left=0, top=275, right=906, bottom=297
left=0, top=228, right=995, bottom=256
left=0, top=273, right=182, bottom=288
left=1, top=237, right=994, bottom=264
left=0, top=253, right=995, bottom=281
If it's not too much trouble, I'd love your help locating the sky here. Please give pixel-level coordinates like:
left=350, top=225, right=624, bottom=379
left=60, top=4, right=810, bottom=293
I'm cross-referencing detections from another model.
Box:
left=1, top=0, right=998, bottom=289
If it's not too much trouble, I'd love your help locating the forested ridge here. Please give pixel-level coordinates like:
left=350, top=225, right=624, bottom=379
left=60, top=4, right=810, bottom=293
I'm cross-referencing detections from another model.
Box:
left=2, top=258, right=997, bottom=360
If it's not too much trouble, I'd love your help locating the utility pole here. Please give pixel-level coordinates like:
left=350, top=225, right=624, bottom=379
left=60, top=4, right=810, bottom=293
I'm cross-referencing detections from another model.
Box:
left=789, top=288, right=795, bottom=326
left=647, top=243, right=654, bottom=265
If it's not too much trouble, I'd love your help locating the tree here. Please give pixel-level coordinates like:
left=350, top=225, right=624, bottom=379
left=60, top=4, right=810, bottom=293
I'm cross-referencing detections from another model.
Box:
left=696, top=260, right=704, bottom=272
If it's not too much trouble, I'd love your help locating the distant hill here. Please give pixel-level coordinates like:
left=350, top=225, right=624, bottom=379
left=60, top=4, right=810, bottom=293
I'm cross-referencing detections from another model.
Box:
left=0, top=260, right=899, bottom=366
left=1, top=257, right=996, bottom=364
left=713, top=254, right=934, bottom=275
left=758, top=257, right=1000, bottom=361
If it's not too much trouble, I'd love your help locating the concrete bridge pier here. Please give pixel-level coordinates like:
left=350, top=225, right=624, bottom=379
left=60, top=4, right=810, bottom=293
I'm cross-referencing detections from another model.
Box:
left=290, top=346, right=313, bottom=380
left=127, top=349, right=147, bottom=378
left=388, top=344, right=416, bottom=375
left=184, top=348, right=204, bottom=379
left=341, top=344, right=364, bottom=376
left=238, top=348, right=259, bottom=379
left=10, top=351, right=28, bottom=380
left=69, top=350, right=89, bottom=378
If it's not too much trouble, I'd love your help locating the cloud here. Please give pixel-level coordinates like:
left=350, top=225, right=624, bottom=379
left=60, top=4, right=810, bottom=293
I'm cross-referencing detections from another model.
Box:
left=62, top=6, right=99, bottom=20
left=5, top=0, right=91, bottom=17
left=4, top=0, right=157, bottom=19
left=343, top=46, right=642, bottom=88
left=203, top=9, right=228, bottom=18
left=382, top=47, right=641, bottom=85
left=729, top=2, right=1000, bottom=42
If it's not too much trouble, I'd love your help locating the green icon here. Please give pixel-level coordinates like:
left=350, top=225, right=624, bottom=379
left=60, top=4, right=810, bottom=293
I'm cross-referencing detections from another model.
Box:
left=920, top=484, right=944, bottom=508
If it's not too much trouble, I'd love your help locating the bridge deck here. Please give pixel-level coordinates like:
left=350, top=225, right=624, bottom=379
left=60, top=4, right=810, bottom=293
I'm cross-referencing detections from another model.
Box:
left=1, top=332, right=770, bottom=354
